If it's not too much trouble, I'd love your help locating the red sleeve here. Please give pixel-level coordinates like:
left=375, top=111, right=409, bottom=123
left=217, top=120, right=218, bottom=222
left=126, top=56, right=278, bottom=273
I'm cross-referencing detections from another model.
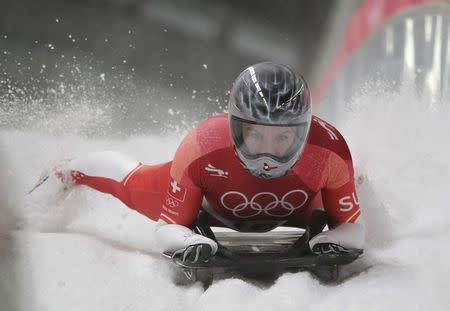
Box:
left=158, top=127, right=204, bottom=227
left=321, top=152, right=361, bottom=228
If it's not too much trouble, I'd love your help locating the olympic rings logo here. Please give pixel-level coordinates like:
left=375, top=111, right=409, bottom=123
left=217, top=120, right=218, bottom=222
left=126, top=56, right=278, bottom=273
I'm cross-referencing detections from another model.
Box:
left=220, top=190, right=309, bottom=218
left=165, top=196, right=179, bottom=208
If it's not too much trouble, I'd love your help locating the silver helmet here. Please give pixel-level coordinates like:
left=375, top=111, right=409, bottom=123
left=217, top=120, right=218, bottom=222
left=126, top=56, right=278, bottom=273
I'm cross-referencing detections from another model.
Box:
left=228, top=62, right=312, bottom=179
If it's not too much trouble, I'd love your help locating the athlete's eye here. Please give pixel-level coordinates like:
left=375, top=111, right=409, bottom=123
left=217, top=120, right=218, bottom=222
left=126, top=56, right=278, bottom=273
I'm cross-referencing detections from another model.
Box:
left=276, top=132, right=294, bottom=143
left=277, top=135, right=289, bottom=142
left=248, top=131, right=262, bottom=140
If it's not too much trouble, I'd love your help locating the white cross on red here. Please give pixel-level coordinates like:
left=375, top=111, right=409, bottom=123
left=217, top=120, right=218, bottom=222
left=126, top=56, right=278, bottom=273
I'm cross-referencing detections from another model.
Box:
left=170, top=180, right=181, bottom=193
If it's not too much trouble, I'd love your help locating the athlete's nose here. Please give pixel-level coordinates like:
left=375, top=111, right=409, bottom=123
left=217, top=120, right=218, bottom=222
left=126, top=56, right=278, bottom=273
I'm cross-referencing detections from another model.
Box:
left=257, top=140, right=278, bottom=155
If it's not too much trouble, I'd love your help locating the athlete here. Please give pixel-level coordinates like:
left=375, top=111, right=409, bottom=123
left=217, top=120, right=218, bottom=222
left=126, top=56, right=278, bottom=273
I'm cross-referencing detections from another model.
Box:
left=28, top=62, right=364, bottom=263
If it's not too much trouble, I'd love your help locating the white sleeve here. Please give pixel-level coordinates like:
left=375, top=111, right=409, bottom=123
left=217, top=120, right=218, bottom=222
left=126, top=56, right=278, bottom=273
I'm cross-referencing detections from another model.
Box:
left=154, top=220, right=218, bottom=254
left=309, top=217, right=366, bottom=249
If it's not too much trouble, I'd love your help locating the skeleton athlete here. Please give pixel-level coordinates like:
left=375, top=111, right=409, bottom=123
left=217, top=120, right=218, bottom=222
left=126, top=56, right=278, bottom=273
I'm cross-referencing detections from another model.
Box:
left=29, top=62, right=365, bottom=262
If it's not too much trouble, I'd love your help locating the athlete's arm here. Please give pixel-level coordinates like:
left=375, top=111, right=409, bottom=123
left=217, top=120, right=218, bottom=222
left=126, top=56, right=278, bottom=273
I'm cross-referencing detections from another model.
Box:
left=153, top=127, right=218, bottom=254
left=309, top=152, right=365, bottom=250
left=153, top=174, right=220, bottom=253
left=153, top=178, right=218, bottom=253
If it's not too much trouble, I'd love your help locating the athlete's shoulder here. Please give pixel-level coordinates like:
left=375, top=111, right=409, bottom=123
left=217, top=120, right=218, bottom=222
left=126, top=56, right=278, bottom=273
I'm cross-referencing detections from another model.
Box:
left=294, top=116, right=354, bottom=189
left=307, top=115, right=352, bottom=161
left=194, top=113, right=231, bottom=151
left=171, top=113, right=231, bottom=181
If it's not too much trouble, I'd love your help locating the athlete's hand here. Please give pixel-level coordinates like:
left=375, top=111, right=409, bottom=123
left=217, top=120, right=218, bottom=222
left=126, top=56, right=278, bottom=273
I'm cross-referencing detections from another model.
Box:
left=311, top=243, right=350, bottom=255
left=173, top=243, right=214, bottom=264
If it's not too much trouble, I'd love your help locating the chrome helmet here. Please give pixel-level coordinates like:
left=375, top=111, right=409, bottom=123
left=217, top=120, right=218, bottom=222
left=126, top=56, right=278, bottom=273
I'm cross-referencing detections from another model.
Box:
left=228, top=62, right=312, bottom=179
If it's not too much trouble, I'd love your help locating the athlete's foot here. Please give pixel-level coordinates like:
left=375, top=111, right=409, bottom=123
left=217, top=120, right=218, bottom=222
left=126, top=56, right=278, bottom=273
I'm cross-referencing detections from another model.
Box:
left=25, top=160, right=72, bottom=208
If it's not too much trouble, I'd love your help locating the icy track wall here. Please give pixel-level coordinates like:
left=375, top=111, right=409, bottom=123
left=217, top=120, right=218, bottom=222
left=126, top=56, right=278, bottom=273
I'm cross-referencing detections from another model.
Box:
left=318, top=0, right=450, bottom=281
left=319, top=2, right=449, bottom=119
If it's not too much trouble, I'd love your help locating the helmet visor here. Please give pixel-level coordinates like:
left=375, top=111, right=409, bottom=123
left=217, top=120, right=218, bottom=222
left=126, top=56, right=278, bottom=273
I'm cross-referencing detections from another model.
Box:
left=230, top=116, right=310, bottom=163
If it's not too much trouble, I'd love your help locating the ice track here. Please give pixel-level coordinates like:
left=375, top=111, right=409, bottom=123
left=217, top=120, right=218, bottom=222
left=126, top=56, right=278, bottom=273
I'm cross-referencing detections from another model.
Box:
left=1, top=84, right=450, bottom=310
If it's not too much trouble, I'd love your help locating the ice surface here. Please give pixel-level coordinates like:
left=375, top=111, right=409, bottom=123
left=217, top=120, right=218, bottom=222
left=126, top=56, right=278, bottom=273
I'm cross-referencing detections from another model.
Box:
left=1, top=82, right=450, bottom=310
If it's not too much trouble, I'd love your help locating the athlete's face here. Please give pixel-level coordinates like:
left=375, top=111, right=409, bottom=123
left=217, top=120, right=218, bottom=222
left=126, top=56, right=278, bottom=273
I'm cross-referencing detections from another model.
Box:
left=242, top=124, right=296, bottom=157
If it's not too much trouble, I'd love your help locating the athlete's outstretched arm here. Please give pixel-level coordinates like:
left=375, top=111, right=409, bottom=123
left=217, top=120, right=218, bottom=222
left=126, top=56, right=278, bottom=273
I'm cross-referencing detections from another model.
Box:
left=310, top=152, right=365, bottom=250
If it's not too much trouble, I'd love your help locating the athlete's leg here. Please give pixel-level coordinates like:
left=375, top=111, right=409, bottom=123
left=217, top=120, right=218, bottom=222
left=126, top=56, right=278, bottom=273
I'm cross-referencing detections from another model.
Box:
left=121, top=162, right=172, bottom=220
left=27, top=151, right=171, bottom=221
left=65, top=151, right=141, bottom=207
left=27, top=151, right=139, bottom=207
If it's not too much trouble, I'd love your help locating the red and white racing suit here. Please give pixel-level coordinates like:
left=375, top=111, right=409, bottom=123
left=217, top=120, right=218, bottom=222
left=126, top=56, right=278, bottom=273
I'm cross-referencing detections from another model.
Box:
left=46, top=114, right=364, bottom=253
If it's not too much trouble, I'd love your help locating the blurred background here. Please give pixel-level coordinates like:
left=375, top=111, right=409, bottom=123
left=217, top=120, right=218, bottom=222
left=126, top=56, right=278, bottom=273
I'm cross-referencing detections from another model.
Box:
left=1, top=1, right=449, bottom=310
left=1, top=0, right=448, bottom=135
left=2, top=0, right=448, bottom=136
left=1, top=0, right=358, bottom=136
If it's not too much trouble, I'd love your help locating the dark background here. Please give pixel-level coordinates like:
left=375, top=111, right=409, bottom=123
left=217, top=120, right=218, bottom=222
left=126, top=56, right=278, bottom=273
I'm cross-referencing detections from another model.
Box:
left=0, top=0, right=359, bottom=135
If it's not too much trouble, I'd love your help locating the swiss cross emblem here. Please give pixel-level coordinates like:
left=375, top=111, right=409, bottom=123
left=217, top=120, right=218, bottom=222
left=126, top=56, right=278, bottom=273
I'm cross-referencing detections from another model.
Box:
left=171, top=180, right=181, bottom=193
left=167, top=179, right=187, bottom=202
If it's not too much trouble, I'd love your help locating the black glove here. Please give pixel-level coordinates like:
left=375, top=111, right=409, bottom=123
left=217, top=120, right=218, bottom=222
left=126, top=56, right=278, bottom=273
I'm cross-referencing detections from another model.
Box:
left=311, top=243, right=350, bottom=255
left=173, top=243, right=214, bottom=264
